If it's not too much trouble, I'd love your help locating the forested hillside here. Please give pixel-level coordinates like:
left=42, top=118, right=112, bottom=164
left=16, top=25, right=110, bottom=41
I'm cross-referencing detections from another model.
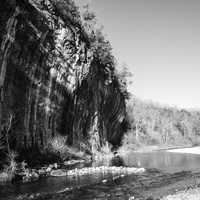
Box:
left=121, top=97, right=200, bottom=150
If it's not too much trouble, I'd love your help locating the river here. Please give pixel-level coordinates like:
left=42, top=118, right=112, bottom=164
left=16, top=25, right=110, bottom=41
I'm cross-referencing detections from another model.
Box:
left=1, top=149, right=200, bottom=200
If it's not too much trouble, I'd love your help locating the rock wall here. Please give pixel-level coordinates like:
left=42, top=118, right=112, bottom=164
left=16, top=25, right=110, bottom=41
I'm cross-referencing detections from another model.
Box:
left=0, top=0, right=127, bottom=152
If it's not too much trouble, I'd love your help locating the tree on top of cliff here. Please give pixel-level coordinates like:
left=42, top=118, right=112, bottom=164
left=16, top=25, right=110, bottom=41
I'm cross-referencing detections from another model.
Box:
left=92, top=28, right=114, bottom=67
left=79, top=4, right=130, bottom=101
left=50, top=0, right=81, bottom=24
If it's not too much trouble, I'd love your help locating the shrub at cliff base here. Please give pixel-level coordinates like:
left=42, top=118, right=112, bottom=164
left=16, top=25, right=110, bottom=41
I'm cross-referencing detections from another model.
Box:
left=0, top=151, right=17, bottom=182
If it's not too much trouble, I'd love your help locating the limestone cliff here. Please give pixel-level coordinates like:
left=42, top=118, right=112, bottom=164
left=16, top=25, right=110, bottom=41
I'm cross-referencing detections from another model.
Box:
left=0, top=0, right=127, bottom=153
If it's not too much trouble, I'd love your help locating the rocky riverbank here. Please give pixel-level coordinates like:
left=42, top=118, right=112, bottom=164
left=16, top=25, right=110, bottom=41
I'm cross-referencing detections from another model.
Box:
left=0, top=155, right=145, bottom=183
left=0, top=159, right=87, bottom=183
left=50, top=166, right=145, bottom=177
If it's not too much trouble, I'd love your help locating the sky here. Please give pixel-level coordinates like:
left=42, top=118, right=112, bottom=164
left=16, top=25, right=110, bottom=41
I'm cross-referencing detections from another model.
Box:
left=76, top=0, right=200, bottom=109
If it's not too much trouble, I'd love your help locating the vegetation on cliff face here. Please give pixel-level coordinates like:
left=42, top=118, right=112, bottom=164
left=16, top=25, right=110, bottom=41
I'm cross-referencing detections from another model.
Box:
left=120, top=97, right=200, bottom=151
left=0, top=0, right=128, bottom=160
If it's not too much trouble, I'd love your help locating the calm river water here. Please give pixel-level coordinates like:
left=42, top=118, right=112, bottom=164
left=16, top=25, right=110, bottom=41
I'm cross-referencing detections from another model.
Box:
left=123, top=150, right=200, bottom=173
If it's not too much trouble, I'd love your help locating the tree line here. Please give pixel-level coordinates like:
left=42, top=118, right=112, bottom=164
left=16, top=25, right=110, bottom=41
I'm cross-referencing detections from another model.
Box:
left=121, top=97, right=200, bottom=150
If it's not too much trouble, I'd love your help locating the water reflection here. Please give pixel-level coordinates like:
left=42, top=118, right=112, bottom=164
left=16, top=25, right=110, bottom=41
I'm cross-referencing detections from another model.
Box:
left=0, top=169, right=121, bottom=199
left=123, top=151, right=200, bottom=173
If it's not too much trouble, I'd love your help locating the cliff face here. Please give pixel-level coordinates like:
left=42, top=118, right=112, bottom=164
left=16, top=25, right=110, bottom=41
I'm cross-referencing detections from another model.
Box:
left=0, top=0, right=127, bottom=153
